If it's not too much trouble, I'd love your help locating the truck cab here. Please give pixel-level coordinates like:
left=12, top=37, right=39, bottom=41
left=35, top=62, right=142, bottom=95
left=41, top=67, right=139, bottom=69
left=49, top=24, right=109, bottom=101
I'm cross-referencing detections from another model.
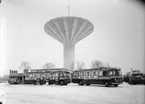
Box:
left=49, top=71, right=71, bottom=85
left=128, top=73, right=145, bottom=85
left=8, top=74, right=25, bottom=84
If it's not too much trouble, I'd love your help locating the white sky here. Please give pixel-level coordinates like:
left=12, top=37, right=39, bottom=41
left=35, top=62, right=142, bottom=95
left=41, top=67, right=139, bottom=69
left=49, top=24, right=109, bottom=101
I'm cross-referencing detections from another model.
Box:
left=0, top=0, right=145, bottom=76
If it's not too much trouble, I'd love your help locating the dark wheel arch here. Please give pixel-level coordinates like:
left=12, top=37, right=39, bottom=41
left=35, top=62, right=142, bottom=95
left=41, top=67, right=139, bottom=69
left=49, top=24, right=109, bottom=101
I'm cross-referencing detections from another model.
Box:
left=114, top=84, right=118, bottom=87
left=78, top=80, right=84, bottom=85
left=105, top=81, right=110, bottom=87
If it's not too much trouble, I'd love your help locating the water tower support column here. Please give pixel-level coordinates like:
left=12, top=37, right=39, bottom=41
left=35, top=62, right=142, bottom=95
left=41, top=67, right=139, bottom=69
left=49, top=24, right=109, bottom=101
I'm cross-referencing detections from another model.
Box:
left=63, top=44, right=75, bottom=70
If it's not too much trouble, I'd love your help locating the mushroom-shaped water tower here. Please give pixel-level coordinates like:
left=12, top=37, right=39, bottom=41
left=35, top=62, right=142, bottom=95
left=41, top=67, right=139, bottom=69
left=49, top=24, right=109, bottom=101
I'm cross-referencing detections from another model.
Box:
left=44, top=16, right=94, bottom=70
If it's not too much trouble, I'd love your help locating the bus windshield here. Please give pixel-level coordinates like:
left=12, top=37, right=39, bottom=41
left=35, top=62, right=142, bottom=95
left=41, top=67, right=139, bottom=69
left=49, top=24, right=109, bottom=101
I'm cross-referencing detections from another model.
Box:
left=109, top=70, right=122, bottom=76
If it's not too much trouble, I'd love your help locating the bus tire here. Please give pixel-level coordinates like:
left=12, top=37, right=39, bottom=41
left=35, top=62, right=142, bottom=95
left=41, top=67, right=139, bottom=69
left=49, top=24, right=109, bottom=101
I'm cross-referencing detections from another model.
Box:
left=35, top=81, right=40, bottom=85
left=78, top=81, right=84, bottom=85
left=40, top=82, right=43, bottom=85
left=60, top=81, right=64, bottom=85
left=105, top=82, right=110, bottom=87
left=47, top=81, right=50, bottom=85
left=114, top=84, right=118, bottom=87
left=129, top=80, right=133, bottom=85
left=86, top=83, right=90, bottom=86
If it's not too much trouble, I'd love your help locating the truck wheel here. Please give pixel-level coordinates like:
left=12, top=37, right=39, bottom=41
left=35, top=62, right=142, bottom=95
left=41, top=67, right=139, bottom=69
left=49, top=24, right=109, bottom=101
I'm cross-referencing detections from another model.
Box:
left=105, top=82, right=110, bottom=87
left=114, top=84, right=118, bottom=87
left=60, top=81, right=64, bottom=85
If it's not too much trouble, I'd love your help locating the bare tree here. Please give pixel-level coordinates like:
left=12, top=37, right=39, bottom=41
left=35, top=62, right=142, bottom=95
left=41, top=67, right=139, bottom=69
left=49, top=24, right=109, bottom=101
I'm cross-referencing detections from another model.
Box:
left=19, top=61, right=31, bottom=71
left=104, top=62, right=110, bottom=67
left=76, top=61, right=85, bottom=70
left=42, top=63, right=55, bottom=69
left=91, top=60, right=104, bottom=68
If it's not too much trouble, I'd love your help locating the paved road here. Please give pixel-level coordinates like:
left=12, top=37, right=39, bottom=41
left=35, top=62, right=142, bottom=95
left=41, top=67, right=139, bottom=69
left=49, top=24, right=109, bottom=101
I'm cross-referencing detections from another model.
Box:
left=0, top=83, right=144, bottom=104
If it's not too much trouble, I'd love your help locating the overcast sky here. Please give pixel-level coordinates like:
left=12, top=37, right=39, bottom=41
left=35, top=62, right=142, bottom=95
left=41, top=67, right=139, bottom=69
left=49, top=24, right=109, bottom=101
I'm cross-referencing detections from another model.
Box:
left=0, top=0, right=144, bottom=76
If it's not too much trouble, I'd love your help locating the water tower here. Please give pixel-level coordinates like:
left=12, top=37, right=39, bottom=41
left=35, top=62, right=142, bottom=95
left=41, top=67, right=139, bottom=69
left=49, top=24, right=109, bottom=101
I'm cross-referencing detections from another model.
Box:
left=44, top=2, right=94, bottom=70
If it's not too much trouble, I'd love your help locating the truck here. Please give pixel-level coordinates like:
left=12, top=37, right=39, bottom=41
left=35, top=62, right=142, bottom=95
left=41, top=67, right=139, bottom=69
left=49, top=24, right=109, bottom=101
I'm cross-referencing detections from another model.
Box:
left=124, top=70, right=145, bottom=85
left=72, top=67, right=123, bottom=87
left=8, top=73, right=25, bottom=84
left=128, top=72, right=145, bottom=85
left=48, top=70, right=71, bottom=85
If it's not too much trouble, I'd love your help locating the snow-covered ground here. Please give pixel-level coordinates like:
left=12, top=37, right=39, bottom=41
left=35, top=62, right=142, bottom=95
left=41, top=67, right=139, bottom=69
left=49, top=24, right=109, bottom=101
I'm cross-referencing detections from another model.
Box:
left=0, top=83, right=145, bottom=104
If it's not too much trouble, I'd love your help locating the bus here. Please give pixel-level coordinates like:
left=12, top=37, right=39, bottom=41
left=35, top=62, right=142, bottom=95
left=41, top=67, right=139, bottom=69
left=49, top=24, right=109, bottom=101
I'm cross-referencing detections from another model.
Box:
left=72, top=67, right=123, bottom=87
left=8, top=68, right=71, bottom=85
left=24, top=71, right=51, bottom=85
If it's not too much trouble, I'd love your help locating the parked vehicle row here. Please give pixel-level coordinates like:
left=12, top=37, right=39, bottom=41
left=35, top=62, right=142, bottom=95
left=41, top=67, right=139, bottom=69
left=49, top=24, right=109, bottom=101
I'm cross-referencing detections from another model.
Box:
left=8, top=67, right=123, bottom=87
left=9, top=70, right=71, bottom=86
left=72, top=67, right=123, bottom=87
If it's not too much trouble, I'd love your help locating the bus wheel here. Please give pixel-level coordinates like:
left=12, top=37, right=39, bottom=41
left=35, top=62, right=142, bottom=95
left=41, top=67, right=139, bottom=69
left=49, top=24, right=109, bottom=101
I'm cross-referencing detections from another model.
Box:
left=36, top=81, right=40, bottom=85
left=129, top=81, right=132, bottom=85
left=40, top=83, right=43, bottom=85
left=60, top=81, right=64, bottom=85
left=79, top=81, right=84, bottom=85
left=105, top=82, right=110, bottom=87
left=47, top=81, right=50, bottom=85
left=114, top=84, right=118, bottom=87
left=86, top=83, right=90, bottom=86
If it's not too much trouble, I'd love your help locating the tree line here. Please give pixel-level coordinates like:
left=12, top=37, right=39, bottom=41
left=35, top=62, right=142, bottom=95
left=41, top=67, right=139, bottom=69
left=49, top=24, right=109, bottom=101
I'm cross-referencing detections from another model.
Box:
left=18, top=60, right=110, bottom=71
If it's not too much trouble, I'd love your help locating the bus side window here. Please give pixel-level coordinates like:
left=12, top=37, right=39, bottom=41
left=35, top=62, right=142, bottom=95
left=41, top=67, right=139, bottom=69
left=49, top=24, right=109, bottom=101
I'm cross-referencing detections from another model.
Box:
left=36, top=73, right=40, bottom=77
left=81, top=72, right=83, bottom=76
left=82, top=72, right=84, bottom=76
left=34, top=73, right=36, bottom=77
left=59, top=73, right=62, bottom=77
left=84, top=72, right=85, bottom=76
left=87, top=72, right=89, bottom=76
left=74, top=72, right=76, bottom=76
left=93, top=71, right=96, bottom=76
left=45, top=73, right=47, bottom=77
left=29, top=74, right=32, bottom=78
left=85, top=72, right=87, bottom=76
left=77, top=72, right=79, bottom=76
left=99, top=71, right=103, bottom=76
left=80, top=72, right=81, bottom=76
left=89, top=71, right=91, bottom=76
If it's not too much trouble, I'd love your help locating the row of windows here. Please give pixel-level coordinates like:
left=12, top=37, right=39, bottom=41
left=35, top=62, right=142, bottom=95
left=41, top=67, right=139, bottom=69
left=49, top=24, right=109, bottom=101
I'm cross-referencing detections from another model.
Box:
left=73, top=71, right=103, bottom=76
left=28, top=73, right=51, bottom=78
left=28, top=72, right=70, bottom=78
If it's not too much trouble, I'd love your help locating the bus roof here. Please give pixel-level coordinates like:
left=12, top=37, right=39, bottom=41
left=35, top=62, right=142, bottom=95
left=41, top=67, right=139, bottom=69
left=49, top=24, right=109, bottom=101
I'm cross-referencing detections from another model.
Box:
left=9, top=73, right=25, bottom=77
left=29, top=68, right=72, bottom=73
left=74, top=67, right=121, bottom=72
